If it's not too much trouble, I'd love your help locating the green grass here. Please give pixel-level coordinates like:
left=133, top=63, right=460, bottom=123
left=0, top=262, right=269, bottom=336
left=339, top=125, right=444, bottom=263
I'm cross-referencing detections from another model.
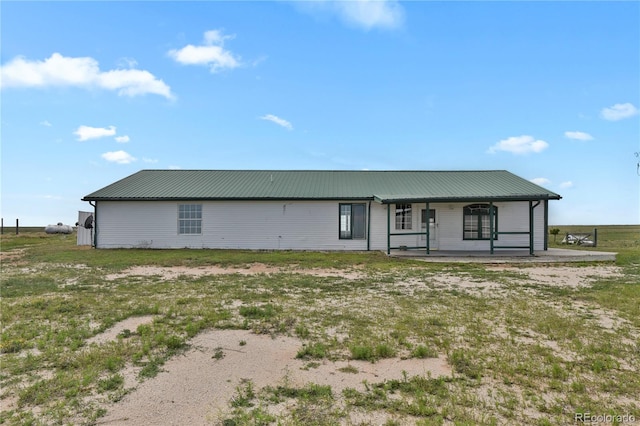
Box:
left=549, top=224, right=640, bottom=267
left=1, top=226, right=639, bottom=425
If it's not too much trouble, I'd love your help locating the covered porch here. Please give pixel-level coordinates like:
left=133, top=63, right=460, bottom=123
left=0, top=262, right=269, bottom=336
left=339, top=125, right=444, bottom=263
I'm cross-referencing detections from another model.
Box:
left=374, top=195, right=556, bottom=256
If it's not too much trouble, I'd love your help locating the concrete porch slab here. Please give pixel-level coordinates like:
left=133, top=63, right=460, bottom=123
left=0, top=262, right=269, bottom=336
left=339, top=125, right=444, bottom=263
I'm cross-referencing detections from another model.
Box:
left=389, top=248, right=617, bottom=263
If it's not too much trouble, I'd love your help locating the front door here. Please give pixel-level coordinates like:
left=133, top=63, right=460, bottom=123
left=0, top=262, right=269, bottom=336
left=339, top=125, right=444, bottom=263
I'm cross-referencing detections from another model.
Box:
left=420, top=209, right=438, bottom=249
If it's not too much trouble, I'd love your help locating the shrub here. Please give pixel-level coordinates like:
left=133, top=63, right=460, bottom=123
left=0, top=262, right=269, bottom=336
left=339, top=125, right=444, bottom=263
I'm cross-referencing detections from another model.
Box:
left=412, top=344, right=437, bottom=359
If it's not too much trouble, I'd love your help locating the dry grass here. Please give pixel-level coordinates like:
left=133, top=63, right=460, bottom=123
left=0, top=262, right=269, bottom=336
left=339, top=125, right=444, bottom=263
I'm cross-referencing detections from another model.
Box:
left=1, top=228, right=639, bottom=425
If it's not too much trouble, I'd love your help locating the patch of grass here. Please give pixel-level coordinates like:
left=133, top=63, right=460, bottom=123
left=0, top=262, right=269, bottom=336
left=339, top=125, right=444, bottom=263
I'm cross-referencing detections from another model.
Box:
left=296, top=342, right=328, bottom=360
left=265, top=383, right=333, bottom=402
left=448, top=349, right=482, bottom=380
left=1, top=275, right=59, bottom=298
left=411, top=344, right=438, bottom=359
left=375, top=343, right=396, bottom=359
left=138, top=357, right=163, bottom=379
left=97, top=374, right=124, bottom=393
left=295, top=324, right=310, bottom=339
left=349, top=344, right=375, bottom=361
left=337, top=365, right=359, bottom=374
left=349, top=342, right=396, bottom=362
left=230, top=379, right=256, bottom=408
left=213, top=347, right=225, bottom=360
left=342, top=375, right=450, bottom=419
left=239, top=304, right=279, bottom=319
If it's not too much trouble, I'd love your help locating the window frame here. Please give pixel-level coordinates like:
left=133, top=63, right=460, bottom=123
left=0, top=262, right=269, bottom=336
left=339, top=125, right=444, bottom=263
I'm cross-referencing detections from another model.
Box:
left=339, top=203, right=366, bottom=240
left=420, top=209, right=436, bottom=229
left=395, top=203, right=412, bottom=230
left=463, top=204, right=497, bottom=240
left=178, top=204, right=202, bottom=235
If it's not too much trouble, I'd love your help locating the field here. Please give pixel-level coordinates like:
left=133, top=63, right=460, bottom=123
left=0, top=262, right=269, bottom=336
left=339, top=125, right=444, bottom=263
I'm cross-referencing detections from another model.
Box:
left=1, top=226, right=639, bottom=425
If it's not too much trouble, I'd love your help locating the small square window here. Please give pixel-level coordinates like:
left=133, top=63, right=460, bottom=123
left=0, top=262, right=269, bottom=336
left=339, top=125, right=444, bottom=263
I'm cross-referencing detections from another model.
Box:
left=178, top=204, right=202, bottom=234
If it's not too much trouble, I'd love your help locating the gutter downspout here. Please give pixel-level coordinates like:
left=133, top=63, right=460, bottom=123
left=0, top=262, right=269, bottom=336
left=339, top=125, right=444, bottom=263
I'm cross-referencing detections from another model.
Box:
left=386, top=203, right=391, bottom=255
left=543, top=199, right=549, bottom=250
left=89, top=201, right=97, bottom=248
left=367, top=200, right=371, bottom=251
left=425, top=202, right=430, bottom=255
left=530, top=201, right=541, bottom=255
left=489, top=201, right=494, bottom=254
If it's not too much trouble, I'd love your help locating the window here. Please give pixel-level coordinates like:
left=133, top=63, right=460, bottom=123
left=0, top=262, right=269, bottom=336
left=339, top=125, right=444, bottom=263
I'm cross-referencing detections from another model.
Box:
left=421, top=209, right=436, bottom=228
left=463, top=204, right=497, bottom=240
left=339, top=204, right=366, bottom=239
left=178, top=204, right=202, bottom=234
left=395, top=204, right=412, bottom=230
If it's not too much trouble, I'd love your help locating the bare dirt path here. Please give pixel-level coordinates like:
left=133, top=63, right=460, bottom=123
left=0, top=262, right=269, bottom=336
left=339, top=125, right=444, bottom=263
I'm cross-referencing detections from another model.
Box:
left=97, top=329, right=450, bottom=425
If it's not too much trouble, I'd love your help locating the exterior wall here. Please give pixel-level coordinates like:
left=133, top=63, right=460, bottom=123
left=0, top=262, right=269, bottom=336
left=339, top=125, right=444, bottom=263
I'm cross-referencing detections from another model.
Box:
left=94, top=199, right=549, bottom=251
left=96, top=200, right=372, bottom=250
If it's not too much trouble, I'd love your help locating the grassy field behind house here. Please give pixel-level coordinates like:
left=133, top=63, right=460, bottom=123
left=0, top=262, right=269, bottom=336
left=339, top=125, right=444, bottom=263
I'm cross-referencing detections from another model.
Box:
left=1, top=225, right=638, bottom=425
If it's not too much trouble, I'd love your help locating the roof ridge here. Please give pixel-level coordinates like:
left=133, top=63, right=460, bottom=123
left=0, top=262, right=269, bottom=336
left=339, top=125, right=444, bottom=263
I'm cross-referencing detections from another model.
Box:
left=136, top=169, right=509, bottom=173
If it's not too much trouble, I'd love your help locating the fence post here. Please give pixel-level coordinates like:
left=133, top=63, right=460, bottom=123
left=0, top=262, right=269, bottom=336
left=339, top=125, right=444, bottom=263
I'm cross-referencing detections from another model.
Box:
left=16, top=218, right=19, bottom=235
left=593, top=228, right=597, bottom=248
left=1, top=218, right=3, bottom=235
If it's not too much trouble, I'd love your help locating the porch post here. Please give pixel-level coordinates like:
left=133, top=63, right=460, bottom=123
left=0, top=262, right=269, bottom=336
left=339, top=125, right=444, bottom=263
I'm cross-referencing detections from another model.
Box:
left=425, top=202, right=430, bottom=255
left=386, top=203, right=391, bottom=255
left=489, top=201, right=494, bottom=254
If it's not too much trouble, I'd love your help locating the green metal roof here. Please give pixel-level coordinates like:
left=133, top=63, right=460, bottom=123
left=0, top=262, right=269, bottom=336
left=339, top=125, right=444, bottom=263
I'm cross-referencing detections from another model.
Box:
left=82, top=170, right=561, bottom=203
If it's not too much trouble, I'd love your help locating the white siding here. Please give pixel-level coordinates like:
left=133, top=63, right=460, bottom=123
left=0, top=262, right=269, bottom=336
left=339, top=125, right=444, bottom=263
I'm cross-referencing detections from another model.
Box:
left=76, top=211, right=94, bottom=246
left=96, top=200, right=370, bottom=250
left=95, top=199, right=549, bottom=251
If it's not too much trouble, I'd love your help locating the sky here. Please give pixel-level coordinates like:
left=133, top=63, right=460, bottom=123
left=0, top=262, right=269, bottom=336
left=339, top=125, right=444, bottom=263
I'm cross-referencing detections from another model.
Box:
left=1, top=1, right=639, bottom=226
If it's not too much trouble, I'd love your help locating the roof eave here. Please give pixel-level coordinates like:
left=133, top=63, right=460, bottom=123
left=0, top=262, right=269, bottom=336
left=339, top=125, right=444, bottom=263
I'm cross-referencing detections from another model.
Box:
left=374, top=194, right=562, bottom=204
left=82, top=196, right=377, bottom=202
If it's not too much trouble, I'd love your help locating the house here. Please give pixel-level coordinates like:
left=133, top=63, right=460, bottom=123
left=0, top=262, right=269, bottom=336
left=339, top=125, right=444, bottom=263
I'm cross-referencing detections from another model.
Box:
left=81, top=170, right=561, bottom=254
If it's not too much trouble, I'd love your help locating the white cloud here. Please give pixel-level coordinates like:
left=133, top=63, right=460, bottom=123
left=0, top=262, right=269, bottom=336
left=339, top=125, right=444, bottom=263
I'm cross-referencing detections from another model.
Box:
left=168, top=30, right=240, bottom=73
left=600, top=103, right=639, bottom=121
left=564, top=131, right=593, bottom=141
left=97, top=69, right=174, bottom=98
left=40, top=120, right=52, bottom=127
left=42, top=194, right=63, bottom=200
left=115, top=135, right=130, bottom=143
left=142, top=157, right=159, bottom=163
left=530, top=177, right=551, bottom=186
left=117, top=57, right=138, bottom=69
left=488, top=135, right=549, bottom=155
left=560, top=181, right=574, bottom=189
left=295, top=0, right=405, bottom=30
left=336, top=0, right=405, bottom=30
left=101, top=150, right=136, bottom=164
left=0, top=53, right=173, bottom=99
left=74, top=125, right=116, bottom=141
left=260, top=114, right=293, bottom=130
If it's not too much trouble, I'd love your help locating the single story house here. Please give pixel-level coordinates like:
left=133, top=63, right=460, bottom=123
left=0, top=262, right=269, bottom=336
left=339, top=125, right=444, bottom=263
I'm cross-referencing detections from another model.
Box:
left=82, top=169, right=561, bottom=254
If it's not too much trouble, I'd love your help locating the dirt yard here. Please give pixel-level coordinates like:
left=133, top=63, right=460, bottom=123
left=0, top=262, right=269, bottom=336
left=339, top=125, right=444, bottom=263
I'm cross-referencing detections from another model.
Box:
left=88, top=263, right=626, bottom=425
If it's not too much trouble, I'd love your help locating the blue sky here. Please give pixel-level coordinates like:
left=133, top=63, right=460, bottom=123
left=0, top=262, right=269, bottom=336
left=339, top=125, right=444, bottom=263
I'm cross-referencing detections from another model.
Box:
left=1, top=1, right=639, bottom=226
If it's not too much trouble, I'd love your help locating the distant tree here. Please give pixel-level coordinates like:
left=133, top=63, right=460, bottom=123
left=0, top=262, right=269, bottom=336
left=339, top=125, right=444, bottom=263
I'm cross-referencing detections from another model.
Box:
left=549, top=228, right=560, bottom=242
